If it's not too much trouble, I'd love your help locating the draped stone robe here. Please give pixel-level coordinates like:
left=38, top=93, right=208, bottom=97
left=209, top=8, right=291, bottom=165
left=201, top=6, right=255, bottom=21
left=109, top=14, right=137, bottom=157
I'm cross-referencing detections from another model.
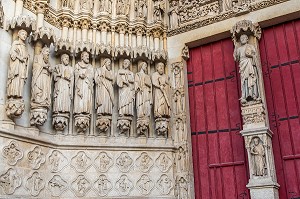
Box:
left=74, top=62, right=94, bottom=115
left=7, top=40, right=29, bottom=98
left=31, top=54, right=52, bottom=109
left=52, top=64, right=74, bottom=114
left=95, top=66, right=114, bottom=116
left=135, top=71, right=152, bottom=118
left=117, top=68, right=135, bottom=116
left=152, top=72, right=170, bottom=118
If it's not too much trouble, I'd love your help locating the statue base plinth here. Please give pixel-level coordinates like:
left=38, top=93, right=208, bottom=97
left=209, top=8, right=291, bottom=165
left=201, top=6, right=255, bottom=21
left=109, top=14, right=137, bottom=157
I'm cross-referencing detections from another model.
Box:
left=30, top=108, right=48, bottom=126
left=247, top=178, right=279, bottom=199
left=74, top=114, right=90, bottom=134
left=155, top=118, right=169, bottom=137
left=137, top=118, right=149, bottom=137
left=5, top=98, right=25, bottom=119
left=53, top=113, right=69, bottom=132
left=117, top=116, right=132, bottom=137
left=96, top=115, right=111, bottom=136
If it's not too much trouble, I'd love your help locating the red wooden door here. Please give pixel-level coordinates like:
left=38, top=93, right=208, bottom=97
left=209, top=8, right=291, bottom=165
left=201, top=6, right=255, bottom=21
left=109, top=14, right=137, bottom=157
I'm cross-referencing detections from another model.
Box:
left=260, top=19, right=300, bottom=199
left=187, top=38, right=250, bottom=199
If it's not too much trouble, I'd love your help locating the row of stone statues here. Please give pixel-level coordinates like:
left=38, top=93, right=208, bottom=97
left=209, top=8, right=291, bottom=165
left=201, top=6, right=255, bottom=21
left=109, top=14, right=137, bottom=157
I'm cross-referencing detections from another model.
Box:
left=60, top=0, right=165, bottom=22
left=6, top=29, right=171, bottom=137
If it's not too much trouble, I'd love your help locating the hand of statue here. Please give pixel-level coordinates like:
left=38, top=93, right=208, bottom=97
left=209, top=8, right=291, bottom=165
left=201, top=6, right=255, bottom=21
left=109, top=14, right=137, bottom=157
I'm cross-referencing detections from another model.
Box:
left=80, top=73, right=86, bottom=79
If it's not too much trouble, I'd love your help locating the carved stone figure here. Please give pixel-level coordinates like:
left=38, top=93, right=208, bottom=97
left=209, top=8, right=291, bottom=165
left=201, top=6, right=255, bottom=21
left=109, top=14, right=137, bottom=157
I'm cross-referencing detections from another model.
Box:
left=61, top=0, right=74, bottom=9
left=6, top=29, right=29, bottom=118
left=71, top=175, right=91, bottom=197
left=74, top=51, right=94, bottom=134
left=169, top=0, right=179, bottom=29
left=48, top=175, right=68, bottom=197
left=25, top=172, right=45, bottom=196
left=136, top=174, right=154, bottom=195
left=234, top=34, right=260, bottom=104
left=156, top=152, right=172, bottom=172
left=30, top=46, right=52, bottom=126
left=48, top=150, right=68, bottom=173
left=153, top=0, right=165, bottom=22
left=116, top=0, right=130, bottom=16
left=117, top=59, right=135, bottom=136
left=135, top=62, right=152, bottom=136
left=52, top=53, right=74, bottom=132
left=99, top=0, right=112, bottom=13
left=250, top=137, right=266, bottom=176
left=94, top=152, right=113, bottom=172
left=175, top=177, right=188, bottom=199
left=176, top=146, right=187, bottom=172
left=79, top=0, right=93, bottom=11
left=0, top=168, right=22, bottom=194
left=2, top=141, right=23, bottom=166
left=174, top=89, right=184, bottom=115
left=71, top=151, right=92, bottom=173
left=152, top=62, right=170, bottom=136
left=27, top=146, right=46, bottom=170
left=116, top=152, right=133, bottom=172
left=94, top=174, right=112, bottom=196
left=157, top=174, right=173, bottom=195
left=115, top=175, right=133, bottom=196
left=134, top=0, right=147, bottom=19
left=136, top=152, right=154, bottom=172
left=95, top=58, right=114, bottom=134
left=223, top=0, right=233, bottom=12
left=175, top=117, right=186, bottom=143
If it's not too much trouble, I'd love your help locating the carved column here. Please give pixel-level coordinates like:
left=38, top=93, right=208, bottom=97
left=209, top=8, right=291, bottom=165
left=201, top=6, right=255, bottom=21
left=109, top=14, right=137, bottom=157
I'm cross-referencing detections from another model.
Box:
left=14, top=0, right=24, bottom=16
left=231, top=20, right=279, bottom=199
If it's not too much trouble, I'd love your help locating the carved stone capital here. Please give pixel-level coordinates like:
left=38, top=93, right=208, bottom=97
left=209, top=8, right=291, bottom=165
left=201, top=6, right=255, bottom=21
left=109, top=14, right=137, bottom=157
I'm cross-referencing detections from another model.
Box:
left=58, top=16, right=73, bottom=28
left=241, top=101, right=266, bottom=128
left=79, top=18, right=91, bottom=29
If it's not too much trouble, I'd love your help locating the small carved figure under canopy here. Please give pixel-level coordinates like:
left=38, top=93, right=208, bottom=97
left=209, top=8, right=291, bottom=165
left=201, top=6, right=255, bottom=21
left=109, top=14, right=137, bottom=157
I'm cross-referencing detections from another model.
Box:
left=99, top=0, right=112, bottom=13
left=134, top=0, right=147, bottom=19
left=95, top=58, right=114, bottom=135
left=30, top=46, right=52, bottom=126
left=74, top=51, right=94, bottom=134
left=153, top=0, right=165, bottom=22
left=234, top=34, right=261, bottom=104
left=168, top=0, right=179, bottom=29
left=52, top=53, right=74, bottom=132
left=250, top=137, right=266, bottom=176
left=6, top=29, right=30, bottom=118
left=135, top=62, right=152, bottom=136
left=116, top=0, right=130, bottom=16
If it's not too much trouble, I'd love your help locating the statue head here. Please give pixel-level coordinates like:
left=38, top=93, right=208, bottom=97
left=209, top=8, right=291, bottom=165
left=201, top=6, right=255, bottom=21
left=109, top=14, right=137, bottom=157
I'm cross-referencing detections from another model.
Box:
left=103, top=58, right=112, bottom=70
left=81, top=51, right=90, bottom=64
left=41, top=46, right=50, bottom=63
left=123, top=59, right=130, bottom=69
left=18, top=29, right=28, bottom=41
left=156, top=62, right=165, bottom=75
left=61, top=54, right=70, bottom=66
left=240, top=34, right=249, bottom=45
left=253, top=137, right=260, bottom=146
left=139, top=62, right=147, bottom=73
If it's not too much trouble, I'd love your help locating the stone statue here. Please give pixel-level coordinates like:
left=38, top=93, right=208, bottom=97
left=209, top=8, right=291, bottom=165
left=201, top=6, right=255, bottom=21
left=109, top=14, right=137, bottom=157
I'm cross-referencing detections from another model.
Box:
left=61, top=0, right=74, bottom=9
left=6, top=29, right=29, bottom=118
left=234, top=34, right=260, bottom=104
left=79, top=0, right=93, bottom=11
left=135, top=62, right=152, bottom=136
left=116, top=0, right=130, bottom=16
left=153, top=0, right=165, bottom=22
left=250, top=137, right=266, bottom=176
left=152, top=62, right=170, bottom=118
left=169, top=0, right=179, bottom=29
left=117, top=59, right=135, bottom=136
left=222, top=0, right=232, bottom=12
left=95, top=58, right=114, bottom=134
left=176, top=177, right=188, bottom=199
left=99, top=0, right=112, bottom=13
left=134, top=0, right=147, bottom=19
left=117, top=59, right=135, bottom=117
left=52, top=53, right=74, bottom=131
left=74, top=51, right=94, bottom=133
left=152, top=62, right=170, bottom=136
left=176, top=146, right=187, bottom=172
left=30, top=46, right=52, bottom=126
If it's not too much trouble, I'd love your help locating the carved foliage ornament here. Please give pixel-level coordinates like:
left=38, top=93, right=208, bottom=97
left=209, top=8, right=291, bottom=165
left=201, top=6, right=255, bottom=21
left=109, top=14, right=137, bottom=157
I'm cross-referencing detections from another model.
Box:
left=2, top=141, right=23, bottom=166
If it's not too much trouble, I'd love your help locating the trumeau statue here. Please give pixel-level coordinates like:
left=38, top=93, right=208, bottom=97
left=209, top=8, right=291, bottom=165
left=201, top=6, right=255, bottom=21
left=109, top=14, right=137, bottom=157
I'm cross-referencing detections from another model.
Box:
left=152, top=62, right=170, bottom=137
left=250, top=137, right=266, bottom=176
left=6, top=29, right=29, bottom=118
left=135, top=62, right=152, bottom=136
left=117, top=59, right=135, bottom=136
left=95, top=58, right=114, bottom=134
left=74, top=51, right=94, bottom=133
left=168, top=0, right=179, bottom=29
left=234, top=34, right=260, bottom=104
left=116, top=0, right=130, bottom=16
left=30, top=46, right=52, bottom=126
left=99, top=0, right=112, bottom=13
left=153, top=0, right=165, bottom=22
left=52, top=53, right=74, bottom=131
left=134, top=0, right=147, bottom=19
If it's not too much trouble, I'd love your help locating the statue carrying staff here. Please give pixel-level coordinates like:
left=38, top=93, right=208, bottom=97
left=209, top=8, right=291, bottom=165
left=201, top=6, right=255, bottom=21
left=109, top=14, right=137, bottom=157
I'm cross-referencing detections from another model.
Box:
left=234, top=34, right=261, bottom=104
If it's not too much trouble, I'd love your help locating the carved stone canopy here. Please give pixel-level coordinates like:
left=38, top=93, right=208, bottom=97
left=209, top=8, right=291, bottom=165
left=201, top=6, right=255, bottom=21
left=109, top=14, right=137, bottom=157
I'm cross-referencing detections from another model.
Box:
left=55, top=38, right=74, bottom=55
left=6, top=15, right=37, bottom=34
left=32, top=26, right=56, bottom=46
left=231, top=20, right=262, bottom=43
